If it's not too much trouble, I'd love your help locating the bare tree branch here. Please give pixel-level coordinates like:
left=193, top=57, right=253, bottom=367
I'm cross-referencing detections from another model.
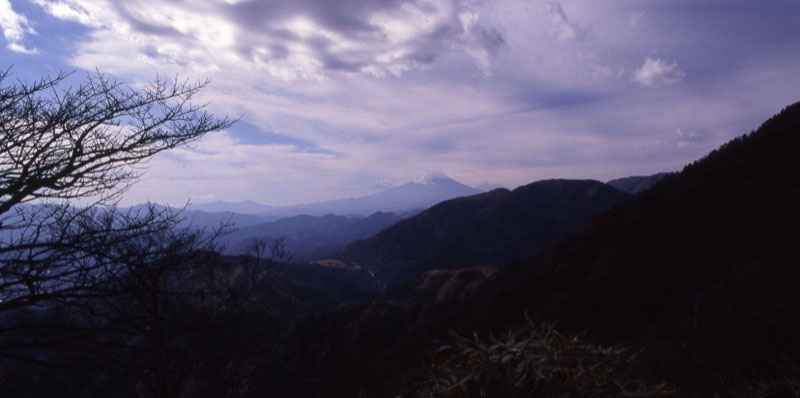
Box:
left=0, top=69, right=233, bottom=211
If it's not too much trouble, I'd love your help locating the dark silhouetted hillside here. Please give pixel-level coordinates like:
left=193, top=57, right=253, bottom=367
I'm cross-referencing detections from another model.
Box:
left=459, top=102, right=800, bottom=392
left=338, top=179, right=629, bottom=287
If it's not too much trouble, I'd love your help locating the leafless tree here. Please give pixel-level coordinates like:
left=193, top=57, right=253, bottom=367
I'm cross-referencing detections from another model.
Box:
left=68, top=223, right=242, bottom=398
left=243, top=235, right=295, bottom=266
left=0, top=67, right=232, bottom=315
left=0, top=68, right=229, bottom=208
left=0, top=214, right=254, bottom=397
left=0, top=66, right=235, bottom=384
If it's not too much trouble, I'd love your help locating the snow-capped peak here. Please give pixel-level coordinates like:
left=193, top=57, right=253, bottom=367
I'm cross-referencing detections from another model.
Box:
left=413, top=170, right=453, bottom=185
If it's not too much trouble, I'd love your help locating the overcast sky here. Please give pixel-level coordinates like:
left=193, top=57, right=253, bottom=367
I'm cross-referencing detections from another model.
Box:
left=2, top=0, right=799, bottom=206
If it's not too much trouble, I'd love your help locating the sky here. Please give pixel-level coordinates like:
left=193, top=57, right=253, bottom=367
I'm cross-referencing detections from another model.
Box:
left=1, top=0, right=799, bottom=206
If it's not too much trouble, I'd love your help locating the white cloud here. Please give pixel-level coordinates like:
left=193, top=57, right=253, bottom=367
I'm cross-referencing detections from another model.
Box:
left=33, top=0, right=504, bottom=80
left=633, top=57, right=686, bottom=87
left=13, top=0, right=800, bottom=205
left=0, top=0, right=36, bottom=53
left=31, top=0, right=107, bottom=27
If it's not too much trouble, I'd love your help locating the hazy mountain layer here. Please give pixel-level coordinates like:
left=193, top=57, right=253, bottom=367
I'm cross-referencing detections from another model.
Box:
left=220, top=212, right=403, bottom=262
left=188, top=200, right=274, bottom=214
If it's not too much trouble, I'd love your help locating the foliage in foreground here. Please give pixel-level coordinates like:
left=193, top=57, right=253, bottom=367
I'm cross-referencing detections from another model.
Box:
left=418, top=316, right=673, bottom=397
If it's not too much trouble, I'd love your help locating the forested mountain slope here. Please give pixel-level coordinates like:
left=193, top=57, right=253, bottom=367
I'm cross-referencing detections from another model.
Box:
left=339, top=179, right=629, bottom=287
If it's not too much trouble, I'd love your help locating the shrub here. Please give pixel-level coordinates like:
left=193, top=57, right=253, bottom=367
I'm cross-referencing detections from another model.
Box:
left=418, top=316, right=673, bottom=397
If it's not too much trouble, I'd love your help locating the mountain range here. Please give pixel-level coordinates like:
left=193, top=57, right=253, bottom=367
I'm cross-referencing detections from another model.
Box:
left=188, top=200, right=275, bottom=214
left=11, top=99, right=800, bottom=396
left=136, top=172, right=664, bottom=280
left=337, top=179, right=630, bottom=287
left=202, top=101, right=800, bottom=396
left=188, top=172, right=482, bottom=218
left=218, top=211, right=403, bottom=263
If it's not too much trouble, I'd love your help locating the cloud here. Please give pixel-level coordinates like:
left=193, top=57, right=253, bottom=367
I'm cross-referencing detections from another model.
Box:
left=9, top=0, right=800, bottom=205
left=0, top=0, right=37, bottom=53
left=633, top=57, right=685, bottom=87
left=32, top=0, right=505, bottom=79
left=457, top=10, right=505, bottom=75
left=674, top=128, right=703, bottom=149
left=546, top=2, right=590, bottom=42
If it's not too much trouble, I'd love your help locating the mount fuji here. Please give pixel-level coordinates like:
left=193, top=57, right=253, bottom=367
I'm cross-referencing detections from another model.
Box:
left=250, top=172, right=482, bottom=218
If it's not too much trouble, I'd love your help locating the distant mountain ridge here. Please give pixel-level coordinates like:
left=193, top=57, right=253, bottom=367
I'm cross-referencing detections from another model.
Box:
left=188, top=200, right=273, bottom=214
left=187, top=173, right=481, bottom=218
left=126, top=203, right=272, bottom=229
left=219, top=211, right=404, bottom=262
left=338, top=179, right=630, bottom=287
left=607, top=172, right=669, bottom=194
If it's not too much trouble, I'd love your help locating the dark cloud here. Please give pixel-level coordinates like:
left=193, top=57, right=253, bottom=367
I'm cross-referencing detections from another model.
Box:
left=224, top=0, right=404, bottom=34
left=170, top=0, right=503, bottom=75
left=120, top=9, right=186, bottom=38
left=469, top=23, right=504, bottom=53
left=547, top=2, right=590, bottom=42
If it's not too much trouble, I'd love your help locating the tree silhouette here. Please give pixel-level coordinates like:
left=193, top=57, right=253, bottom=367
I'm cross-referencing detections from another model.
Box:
left=0, top=67, right=233, bottom=375
left=0, top=67, right=232, bottom=309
